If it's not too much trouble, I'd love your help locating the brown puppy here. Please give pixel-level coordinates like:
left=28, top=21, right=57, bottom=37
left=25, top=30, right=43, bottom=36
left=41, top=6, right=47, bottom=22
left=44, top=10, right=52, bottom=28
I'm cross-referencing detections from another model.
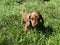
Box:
left=21, top=11, right=43, bottom=32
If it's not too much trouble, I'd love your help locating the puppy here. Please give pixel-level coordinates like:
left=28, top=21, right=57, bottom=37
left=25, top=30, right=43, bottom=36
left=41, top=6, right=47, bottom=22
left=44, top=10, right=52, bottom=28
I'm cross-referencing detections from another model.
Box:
left=21, top=11, right=44, bottom=32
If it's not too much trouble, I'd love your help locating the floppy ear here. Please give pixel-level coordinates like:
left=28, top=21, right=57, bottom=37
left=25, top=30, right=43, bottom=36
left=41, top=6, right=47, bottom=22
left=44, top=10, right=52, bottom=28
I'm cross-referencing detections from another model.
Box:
left=39, top=13, right=44, bottom=24
left=28, top=13, right=31, bottom=21
left=29, top=15, right=31, bottom=19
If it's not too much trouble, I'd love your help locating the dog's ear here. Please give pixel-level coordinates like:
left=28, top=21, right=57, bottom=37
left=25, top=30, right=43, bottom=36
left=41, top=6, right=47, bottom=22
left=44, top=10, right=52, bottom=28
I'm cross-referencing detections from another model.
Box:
left=29, top=15, right=31, bottom=19
left=28, top=13, right=31, bottom=21
left=39, top=13, right=44, bottom=24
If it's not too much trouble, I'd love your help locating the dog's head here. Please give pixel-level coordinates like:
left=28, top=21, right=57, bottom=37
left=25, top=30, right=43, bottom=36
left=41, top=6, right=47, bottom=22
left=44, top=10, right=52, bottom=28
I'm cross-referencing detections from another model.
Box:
left=30, top=11, right=41, bottom=27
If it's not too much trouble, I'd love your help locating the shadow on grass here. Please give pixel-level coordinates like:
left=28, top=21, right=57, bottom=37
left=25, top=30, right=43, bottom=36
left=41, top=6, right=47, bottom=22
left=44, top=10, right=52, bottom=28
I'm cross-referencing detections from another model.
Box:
left=36, top=24, right=53, bottom=39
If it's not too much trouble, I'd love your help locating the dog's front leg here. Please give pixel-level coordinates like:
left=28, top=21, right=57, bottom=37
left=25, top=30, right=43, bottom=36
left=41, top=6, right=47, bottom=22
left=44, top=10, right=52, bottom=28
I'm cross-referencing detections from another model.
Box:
left=24, top=21, right=30, bottom=32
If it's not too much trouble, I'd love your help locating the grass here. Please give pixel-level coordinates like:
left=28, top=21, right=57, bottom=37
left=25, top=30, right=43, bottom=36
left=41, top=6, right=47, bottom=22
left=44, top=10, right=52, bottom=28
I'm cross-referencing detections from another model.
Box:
left=0, top=0, right=60, bottom=45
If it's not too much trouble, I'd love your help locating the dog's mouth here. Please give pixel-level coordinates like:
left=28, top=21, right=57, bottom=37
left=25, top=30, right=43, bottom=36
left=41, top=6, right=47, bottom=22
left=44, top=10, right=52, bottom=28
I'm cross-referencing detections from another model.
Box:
left=31, top=23, right=38, bottom=27
left=32, top=25, right=35, bottom=27
left=30, top=21, right=35, bottom=27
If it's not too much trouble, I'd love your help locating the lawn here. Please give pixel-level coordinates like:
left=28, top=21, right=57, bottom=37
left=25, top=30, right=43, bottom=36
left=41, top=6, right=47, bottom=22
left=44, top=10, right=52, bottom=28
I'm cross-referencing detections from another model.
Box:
left=0, top=0, right=60, bottom=45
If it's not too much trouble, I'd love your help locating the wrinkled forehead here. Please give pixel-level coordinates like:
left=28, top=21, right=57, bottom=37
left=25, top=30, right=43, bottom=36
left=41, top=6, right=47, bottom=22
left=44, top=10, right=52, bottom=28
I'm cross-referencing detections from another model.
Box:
left=31, top=12, right=39, bottom=18
left=31, top=15, right=37, bottom=18
left=31, top=12, right=38, bottom=15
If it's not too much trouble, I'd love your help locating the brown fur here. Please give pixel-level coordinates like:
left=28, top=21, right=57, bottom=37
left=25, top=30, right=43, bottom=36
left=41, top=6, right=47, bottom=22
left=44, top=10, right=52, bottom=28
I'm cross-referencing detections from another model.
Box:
left=21, top=11, right=43, bottom=32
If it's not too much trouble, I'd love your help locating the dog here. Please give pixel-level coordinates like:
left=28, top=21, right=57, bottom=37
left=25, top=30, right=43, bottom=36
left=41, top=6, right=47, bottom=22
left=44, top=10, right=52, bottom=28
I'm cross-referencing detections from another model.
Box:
left=21, top=11, right=44, bottom=32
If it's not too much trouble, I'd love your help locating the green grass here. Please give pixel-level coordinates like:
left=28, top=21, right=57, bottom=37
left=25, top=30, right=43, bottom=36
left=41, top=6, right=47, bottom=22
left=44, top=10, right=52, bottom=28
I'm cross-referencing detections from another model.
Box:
left=0, top=0, right=60, bottom=45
